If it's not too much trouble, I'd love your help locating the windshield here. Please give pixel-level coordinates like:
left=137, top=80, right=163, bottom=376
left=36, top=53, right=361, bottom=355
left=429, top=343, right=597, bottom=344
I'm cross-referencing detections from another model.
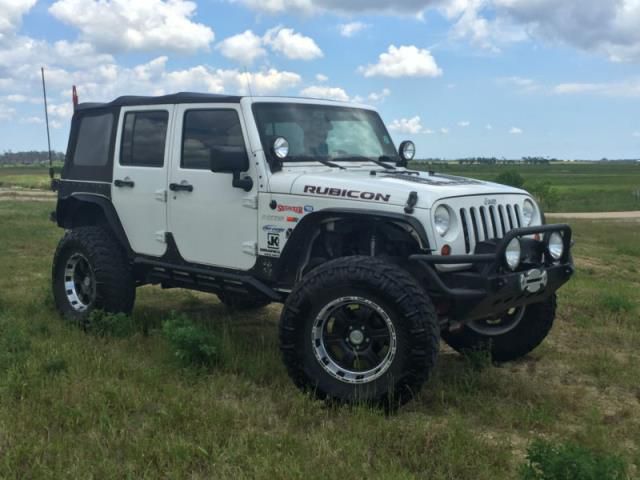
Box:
left=252, top=103, right=398, bottom=162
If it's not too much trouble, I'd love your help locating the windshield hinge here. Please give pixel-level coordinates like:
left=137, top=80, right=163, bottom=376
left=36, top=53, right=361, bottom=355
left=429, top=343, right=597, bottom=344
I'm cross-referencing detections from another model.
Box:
left=405, top=191, right=418, bottom=214
left=242, top=241, right=258, bottom=256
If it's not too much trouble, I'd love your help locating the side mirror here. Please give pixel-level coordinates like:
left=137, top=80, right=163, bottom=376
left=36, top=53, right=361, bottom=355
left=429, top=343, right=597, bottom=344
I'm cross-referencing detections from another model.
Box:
left=209, top=146, right=253, bottom=192
left=398, top=140, right=416, bottom=167
left=209, top=146, right=249, bottom=173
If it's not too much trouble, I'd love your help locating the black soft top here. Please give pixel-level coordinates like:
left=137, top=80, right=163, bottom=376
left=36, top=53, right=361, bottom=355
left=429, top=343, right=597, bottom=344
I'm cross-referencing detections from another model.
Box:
left=75, top=92, right=242, bottom=111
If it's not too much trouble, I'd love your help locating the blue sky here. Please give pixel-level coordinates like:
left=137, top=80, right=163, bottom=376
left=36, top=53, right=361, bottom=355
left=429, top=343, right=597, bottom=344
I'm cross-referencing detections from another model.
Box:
left=0, top=0, right=639, bottom=159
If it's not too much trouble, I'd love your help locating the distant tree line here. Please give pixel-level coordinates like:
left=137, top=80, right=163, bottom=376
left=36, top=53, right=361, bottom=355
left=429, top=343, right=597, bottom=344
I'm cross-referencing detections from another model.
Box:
left=0, top=150, right=65, bottom=166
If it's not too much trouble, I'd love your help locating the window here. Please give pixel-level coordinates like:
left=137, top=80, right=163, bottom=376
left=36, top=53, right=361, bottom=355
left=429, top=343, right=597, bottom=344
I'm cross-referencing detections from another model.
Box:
left=74, top=113, right=114, bottom=167
left=120, top=111, right=168, bottom=167
left=182, top=109, right=246, bottom=170
left=252, top=103, right=398, bottom=162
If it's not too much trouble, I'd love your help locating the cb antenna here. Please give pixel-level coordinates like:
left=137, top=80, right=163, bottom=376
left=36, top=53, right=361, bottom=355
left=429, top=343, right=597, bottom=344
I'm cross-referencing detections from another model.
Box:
left=40, top=67, right=54, bottom=188
left=243, top=67, right=254, bottom=98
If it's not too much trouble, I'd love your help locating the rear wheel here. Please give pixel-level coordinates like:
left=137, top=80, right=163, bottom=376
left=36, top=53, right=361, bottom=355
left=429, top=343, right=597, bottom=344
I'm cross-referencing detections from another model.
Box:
left=280, top=256, right=439, bottom=407
left=52, top=226, right=135, bottom=325
left=442, top=295, right=557, bottom=362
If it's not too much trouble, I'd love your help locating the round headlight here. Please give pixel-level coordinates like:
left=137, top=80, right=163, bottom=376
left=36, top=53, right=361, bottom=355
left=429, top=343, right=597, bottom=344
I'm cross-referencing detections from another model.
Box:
left=434, top=205, right=451, bottom=237
left=548, top=232, right=564, bottom=261
left=399, top=140, right=416, bottom=161
left=505, top=238, right=522, bottom=271
left=522, top=199, right=535, bottom=226
left=273, top=137, right=289, bottom=159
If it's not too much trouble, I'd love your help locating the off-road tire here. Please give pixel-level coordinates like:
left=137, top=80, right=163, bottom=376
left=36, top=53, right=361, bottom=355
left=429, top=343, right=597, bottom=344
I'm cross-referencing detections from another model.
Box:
left=217, top=292, right=271, bottom=310
left=442, top=294, right=557, bottom=362
left=52, top=226, right=135, bottom=324
left=279, top=256, right=439, bottom=407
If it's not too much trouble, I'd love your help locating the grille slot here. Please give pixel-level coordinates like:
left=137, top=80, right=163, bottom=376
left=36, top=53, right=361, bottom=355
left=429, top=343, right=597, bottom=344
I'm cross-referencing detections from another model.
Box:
left=458, top=200, right=523, bottom=253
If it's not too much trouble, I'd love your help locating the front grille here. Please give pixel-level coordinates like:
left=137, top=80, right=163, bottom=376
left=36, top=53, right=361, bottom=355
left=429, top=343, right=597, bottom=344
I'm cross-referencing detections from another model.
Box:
left=459, top=203, right=523, bottom=253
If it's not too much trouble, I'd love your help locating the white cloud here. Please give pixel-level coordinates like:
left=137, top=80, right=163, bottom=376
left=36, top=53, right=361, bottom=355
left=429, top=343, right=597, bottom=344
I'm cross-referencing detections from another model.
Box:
left=388, top=116, right=425, bottom=134
left=367, top=88, right=391, bottom=102
left=509, top=127, right=523, bottom=134
left=0, top=103, right=16, bottom=120
left=264, top=27, right=323, bottom=60
left=339, top=21, right=369, bottom=37
left=458, top=120, right=470, bottom=127
left=315, top=73, right=328, bottom=82
left=486, top=124, right=493, bottom=130
left=492, top=0, right=640, bottom=62
left=0, top=0, right=36, bottom=40
left=300, top=85, right=350, bottom=101
left=216, top=30, right=266, bottom=65
left=359, top=45, right=442, bottom=78
left=632, top=131, right=640, bottom=138
left=235, top=0, right=640, bottom=63
left=499, top=76, right=540, bottom=93
left=20, top=116, right=43, bottom=124
left=553, top=80, right=640, bottom=97
left=48, top=0, right=214, bottom=53
left=440, top=127, right=449, bottom=134
left=424, top=128, right=435, bottom=134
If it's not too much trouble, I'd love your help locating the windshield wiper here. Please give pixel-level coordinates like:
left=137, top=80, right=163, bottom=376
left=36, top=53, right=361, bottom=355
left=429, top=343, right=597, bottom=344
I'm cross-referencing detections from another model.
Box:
left=332, top=155, right=396, bottom=170
left=287, top=155, right=346, bottom=169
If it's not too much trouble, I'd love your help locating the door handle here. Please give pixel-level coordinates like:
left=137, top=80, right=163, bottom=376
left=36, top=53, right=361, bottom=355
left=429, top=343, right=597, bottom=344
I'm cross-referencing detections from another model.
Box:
left=114, top=178, right=135, bottom=188
left=169, top=182, right=194, bottom=192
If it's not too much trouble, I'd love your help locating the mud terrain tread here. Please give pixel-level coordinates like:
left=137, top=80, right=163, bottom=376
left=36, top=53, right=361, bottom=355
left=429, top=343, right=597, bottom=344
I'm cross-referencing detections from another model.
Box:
left=442, top=294, right=557, bottom=362
left=52, top=226, right=135, bottom=319
left=279, top=256, right=439, bottom=406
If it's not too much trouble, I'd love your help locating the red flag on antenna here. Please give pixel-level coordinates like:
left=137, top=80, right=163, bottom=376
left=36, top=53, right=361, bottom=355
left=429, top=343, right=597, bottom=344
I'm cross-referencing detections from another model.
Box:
left=72, top=85, right=78, bottom=109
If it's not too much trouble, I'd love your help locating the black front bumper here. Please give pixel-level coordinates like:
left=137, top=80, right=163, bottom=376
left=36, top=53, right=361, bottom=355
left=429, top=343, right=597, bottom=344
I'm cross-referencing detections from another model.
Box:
left=410, top=224, right=574, bottom=322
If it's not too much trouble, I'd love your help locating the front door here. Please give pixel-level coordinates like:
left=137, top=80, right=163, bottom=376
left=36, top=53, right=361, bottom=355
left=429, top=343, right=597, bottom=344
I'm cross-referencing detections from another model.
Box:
left=112, top=105, right=174, bottom=257
left=167, top=104, right=258, bottom=270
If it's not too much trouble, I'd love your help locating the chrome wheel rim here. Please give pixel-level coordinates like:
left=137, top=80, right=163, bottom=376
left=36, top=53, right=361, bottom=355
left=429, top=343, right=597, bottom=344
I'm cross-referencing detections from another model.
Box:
left=311, top=296, right=397, bottom=384
left=64, top=253, right=96, bottom=312
left=467, top=306, right=526, bottom=336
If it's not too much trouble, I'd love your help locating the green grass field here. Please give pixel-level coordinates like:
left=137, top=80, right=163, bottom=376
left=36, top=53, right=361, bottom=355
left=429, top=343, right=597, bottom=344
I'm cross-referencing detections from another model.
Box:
left=410, top=162, right=640, bottom=213
left=2, top=162, right=640, bottom=212
left=0, top=201, right=638, bottom=478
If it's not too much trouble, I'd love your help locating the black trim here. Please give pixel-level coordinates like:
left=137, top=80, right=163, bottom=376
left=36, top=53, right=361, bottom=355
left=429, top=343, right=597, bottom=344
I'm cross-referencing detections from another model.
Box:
left=57, top=179, right=111, bottom=199
left=274, top=208, right=431, bottom=284
left=55, top=192, right=132, bottom=254
left=409, top=224, right=574, bottom=322
left=75, top=92, right=241, bottom=112
left=135, top=233, right=282, bottom=301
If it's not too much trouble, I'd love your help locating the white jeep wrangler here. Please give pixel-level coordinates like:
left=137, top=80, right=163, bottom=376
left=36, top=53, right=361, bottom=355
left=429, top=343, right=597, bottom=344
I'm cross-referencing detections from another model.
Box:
left=52, top=93, right=574, bottom=407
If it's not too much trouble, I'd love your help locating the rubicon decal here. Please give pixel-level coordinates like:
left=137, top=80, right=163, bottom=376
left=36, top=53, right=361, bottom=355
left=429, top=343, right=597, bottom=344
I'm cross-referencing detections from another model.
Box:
left=277, top=205, right=304, bottom=214
left=304, top=186, right=391, bottom=202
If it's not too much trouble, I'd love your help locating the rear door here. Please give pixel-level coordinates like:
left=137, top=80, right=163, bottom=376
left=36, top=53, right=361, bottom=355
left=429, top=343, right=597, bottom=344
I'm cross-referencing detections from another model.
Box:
left=112, top=105, right=174, bottom=257
left=167, top=104, right=258, bottom=270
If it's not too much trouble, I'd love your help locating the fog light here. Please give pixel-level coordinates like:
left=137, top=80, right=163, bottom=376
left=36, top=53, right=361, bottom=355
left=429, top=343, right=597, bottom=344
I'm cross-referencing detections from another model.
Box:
left=505, top=238, right=522, bottom=271
left=548, top=232, right=564, bottom=261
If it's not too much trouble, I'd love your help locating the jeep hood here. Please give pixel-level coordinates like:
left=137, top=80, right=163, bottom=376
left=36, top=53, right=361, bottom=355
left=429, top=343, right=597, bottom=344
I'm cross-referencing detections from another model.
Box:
left=270, top=168, right=528, bottom=209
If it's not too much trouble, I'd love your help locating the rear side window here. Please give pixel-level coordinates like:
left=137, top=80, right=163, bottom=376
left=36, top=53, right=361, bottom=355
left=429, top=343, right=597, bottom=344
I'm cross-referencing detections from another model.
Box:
left=120, top=111, right=169, bottom=167
left=74, top=113, right=114, bottom=167
left=182, top=109, right=245, bottom=170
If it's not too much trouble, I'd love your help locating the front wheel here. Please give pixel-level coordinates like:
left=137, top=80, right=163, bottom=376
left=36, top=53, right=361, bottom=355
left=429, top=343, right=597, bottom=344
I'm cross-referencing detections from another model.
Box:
left=279, top=256, right=439, bottom=407
left=442, top=295, right=557, bottom=362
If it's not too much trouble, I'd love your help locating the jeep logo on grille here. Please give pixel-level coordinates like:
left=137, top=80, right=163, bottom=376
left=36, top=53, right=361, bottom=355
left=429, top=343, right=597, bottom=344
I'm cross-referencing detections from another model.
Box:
left=484, top=198, right=497, bottom=206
